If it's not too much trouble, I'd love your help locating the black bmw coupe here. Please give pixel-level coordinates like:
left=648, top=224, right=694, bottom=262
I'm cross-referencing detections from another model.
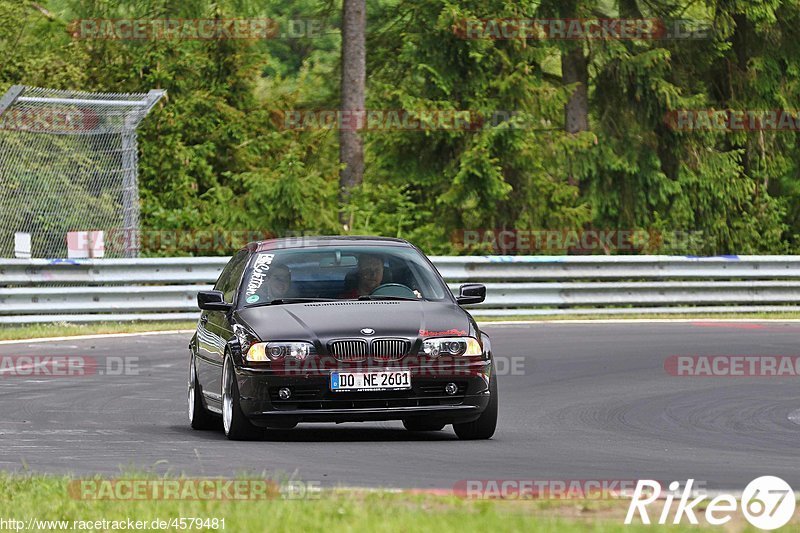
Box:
left=188, top=236, right=497, bottom=440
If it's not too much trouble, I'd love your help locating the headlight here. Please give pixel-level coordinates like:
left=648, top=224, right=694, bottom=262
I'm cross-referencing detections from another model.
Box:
left=421, top=337, right=482, bottom=357
left=246, top=342, right=313, bottom=362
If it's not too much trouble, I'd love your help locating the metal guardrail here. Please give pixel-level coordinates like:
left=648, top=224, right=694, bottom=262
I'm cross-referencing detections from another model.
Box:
left=434, top=255, right=800, bottom=280
left=2, top=256, right=800, bottom=323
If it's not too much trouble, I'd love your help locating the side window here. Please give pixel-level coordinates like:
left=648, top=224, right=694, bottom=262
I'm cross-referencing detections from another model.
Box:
left=213, top=257, right=237, bottom=292
left=221, top=251, right=249, bottom=303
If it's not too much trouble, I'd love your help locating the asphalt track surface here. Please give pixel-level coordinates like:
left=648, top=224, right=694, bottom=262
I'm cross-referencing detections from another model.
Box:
left=1, top=322, right=799, bottom=490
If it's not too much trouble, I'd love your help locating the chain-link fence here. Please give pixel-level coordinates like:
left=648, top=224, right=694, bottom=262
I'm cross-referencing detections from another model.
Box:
left=0, top=85, right=164, bottom=258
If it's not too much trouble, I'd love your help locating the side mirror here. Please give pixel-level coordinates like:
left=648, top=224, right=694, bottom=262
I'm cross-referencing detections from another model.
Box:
left=197, top=290, right=232, bottom=312
left=456, top=283, right=486, bottom=305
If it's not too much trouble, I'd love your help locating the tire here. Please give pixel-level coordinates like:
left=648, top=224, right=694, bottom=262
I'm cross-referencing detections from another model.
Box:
left=403, top=419, right=446, bottom=432
left=222, top=354, right=265, bottom=441
left=453, top=373, right=498, bottom=440
left=188, top=354, right=217, bottom=430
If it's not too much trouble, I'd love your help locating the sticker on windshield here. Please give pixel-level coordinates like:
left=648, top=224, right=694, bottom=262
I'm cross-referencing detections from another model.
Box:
left=245, top=253, right=274, bottom=298
left=246, top=295, right=260, bottom=304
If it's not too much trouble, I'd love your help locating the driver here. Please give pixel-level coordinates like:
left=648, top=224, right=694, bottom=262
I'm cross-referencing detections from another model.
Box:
left=340, top=254, right=384, bottom=298
left=268, top=264, right=293, bottom=299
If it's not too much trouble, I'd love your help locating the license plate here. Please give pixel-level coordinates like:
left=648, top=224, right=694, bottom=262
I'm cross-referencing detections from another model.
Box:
left=330, top=370, right=411, bottom=391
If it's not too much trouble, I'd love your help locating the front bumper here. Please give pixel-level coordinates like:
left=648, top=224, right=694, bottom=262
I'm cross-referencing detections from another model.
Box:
left=235, top=359, right=492, bottom=425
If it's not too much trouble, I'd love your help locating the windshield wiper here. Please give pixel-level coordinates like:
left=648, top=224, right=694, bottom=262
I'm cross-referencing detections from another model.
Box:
left=357, top=295, right=422, bottom=301
left=247, top=298, right=337, bottom=308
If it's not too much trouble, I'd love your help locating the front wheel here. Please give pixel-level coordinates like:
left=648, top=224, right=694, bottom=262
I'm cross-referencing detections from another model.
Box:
left=222, top=354, right=265, bottom=441
left=453, top=373, right=498, bottom=440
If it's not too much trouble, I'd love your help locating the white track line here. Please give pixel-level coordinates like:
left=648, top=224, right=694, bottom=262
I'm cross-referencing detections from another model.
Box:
left=479, top=318, right=800, bottom=325
left=0, top=330, right=194, bottom=345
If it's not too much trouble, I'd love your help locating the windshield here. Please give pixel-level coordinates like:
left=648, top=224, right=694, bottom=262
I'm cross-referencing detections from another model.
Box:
left=238, top=245, right=450, bottom=306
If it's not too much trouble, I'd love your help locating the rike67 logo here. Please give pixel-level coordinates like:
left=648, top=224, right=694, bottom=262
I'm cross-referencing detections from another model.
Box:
left=626, top=476, right=795, bottom=530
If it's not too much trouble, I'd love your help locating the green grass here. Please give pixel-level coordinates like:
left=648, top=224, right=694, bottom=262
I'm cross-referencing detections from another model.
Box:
left=0, top=474, right=711, bottom=532
left=0, top=321, right=196, bottom=341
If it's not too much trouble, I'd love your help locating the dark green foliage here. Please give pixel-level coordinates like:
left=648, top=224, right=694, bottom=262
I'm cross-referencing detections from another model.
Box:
left=2, top=0, right=800, bottom=255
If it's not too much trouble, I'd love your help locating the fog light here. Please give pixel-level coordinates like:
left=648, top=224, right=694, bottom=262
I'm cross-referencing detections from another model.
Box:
left=278, top=387, right=292, bottom=400
left=444, top=382, right=458, bottom=396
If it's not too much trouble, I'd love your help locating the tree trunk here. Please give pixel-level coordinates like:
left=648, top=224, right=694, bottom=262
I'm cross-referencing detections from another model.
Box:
left=562, top=43, right=588, bottom=188
left=562, top=44, right=589, bottom=134
left=339, top=0, right=366, bottom=228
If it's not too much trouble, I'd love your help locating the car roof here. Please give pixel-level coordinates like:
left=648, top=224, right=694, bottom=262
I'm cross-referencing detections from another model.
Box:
left=248, top=235, right=413, bottom=253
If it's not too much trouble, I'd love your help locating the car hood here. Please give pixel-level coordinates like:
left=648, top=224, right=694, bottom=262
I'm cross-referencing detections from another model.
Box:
left=236, top=300, right=474, bottom=344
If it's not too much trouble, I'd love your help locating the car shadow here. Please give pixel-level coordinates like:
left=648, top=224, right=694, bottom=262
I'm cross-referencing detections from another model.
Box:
left=168, top=424, right=458, bottom=442
left=262, top=425, right=458, bottom=442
